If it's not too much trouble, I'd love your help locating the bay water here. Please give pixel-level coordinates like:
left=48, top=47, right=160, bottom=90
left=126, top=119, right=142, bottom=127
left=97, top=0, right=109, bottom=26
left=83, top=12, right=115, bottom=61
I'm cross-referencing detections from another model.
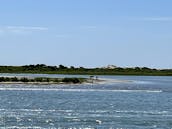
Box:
left=0, top=74, right=172, bottom=129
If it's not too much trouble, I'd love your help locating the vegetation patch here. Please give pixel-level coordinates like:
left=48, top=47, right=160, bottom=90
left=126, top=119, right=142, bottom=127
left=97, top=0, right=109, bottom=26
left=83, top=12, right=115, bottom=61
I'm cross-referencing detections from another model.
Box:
left=0, top=64, right=172, bottom=76
left=0, top=77, right=86, bottom=84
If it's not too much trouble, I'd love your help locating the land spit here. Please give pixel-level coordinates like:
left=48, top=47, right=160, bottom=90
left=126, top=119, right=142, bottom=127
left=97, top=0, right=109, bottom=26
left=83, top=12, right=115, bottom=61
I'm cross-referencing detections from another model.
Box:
left=0, top=76, right=132, bottom=85
left=0, top=76, right=88, bottom=85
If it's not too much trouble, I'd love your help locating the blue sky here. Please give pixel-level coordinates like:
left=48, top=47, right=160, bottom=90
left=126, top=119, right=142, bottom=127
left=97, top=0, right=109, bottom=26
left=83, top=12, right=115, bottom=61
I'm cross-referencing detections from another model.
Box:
left=0, top=0, right=172, bottom=68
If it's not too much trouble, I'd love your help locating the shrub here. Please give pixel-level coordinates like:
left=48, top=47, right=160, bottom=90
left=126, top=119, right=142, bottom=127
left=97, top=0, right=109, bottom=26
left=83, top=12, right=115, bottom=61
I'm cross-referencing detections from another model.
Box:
left=11, top=77, right=19, bottom=82
left=46, top=78, right=50, bottom=82
left=0, top=77, right=5, bottom=82
left=30, top=79, right=35, bottom=82
left=35, top=77, right=43, bottom=82
left=20, top=77, right=29, bottom=82
left=5, top=77, right=10, bottom=82
left=53, top=78, right=59, bottom=82
left=62, top=78, right=80, bottom=83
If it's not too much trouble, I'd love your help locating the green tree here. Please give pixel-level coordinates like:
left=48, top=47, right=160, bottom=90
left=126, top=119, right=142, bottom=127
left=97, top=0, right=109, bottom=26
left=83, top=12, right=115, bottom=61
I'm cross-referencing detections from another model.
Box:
left=20, top=77, right=29, bottom=82
left=59, top=65, right=67, bottom=69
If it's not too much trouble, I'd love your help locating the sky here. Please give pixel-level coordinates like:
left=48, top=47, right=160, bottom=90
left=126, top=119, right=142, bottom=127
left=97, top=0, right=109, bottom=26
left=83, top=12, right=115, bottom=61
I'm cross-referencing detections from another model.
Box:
left=0, top=0, right=172, bottom=68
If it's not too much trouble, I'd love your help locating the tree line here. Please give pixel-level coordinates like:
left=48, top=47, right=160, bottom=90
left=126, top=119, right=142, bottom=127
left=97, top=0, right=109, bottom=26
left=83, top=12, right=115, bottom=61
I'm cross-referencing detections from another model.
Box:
left=0, top=64, right=172, bottom=76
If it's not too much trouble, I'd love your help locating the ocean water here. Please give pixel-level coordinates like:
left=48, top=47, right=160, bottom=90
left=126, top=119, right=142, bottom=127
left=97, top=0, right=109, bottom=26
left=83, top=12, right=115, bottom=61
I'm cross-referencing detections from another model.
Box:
left=0, top=74, right=172, bottom=129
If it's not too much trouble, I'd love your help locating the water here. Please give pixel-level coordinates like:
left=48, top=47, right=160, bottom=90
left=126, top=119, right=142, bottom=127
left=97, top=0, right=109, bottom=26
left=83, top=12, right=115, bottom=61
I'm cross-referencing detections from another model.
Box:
left=0, top=74, right=172, bottom=128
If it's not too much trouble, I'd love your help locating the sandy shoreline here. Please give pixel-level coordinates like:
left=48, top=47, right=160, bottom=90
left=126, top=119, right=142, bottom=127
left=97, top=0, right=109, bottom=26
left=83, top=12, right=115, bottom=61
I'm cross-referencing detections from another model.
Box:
left=92, top=78, right=133, bottom=84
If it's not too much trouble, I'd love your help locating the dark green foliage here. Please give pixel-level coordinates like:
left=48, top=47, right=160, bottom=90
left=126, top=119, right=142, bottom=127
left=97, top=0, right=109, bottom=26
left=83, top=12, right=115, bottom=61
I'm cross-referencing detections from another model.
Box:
left=30, top=79, right=35, bottom=82
left=0, top=76, right=84, bottom=84
left=35, top=77, right=43, bottom=82
left=0, top=77, right=14, bottom=82
left=46, top=78, right=50, bottom=82
left=11, top=77, right=18, bottom=82
left=0, top=64, right=172, bottom=76
left=54, top=78, right=59, bottom=82
left=0, top=77, right=5, bottom=82
left=5, top=77, right=10, bottom=82
left=59, top=64, right=67, bottom=69
left=62, top=78, right=80, bottom=83
left=20, top=77, right=29, bottom=82
left=70, top=66, right=75, bottom=69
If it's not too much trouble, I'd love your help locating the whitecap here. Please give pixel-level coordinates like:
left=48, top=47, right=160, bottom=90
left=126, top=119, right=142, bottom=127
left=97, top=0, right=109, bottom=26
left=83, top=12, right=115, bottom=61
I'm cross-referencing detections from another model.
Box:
left=95, top=119, right=102, bottom=124
left=0, top=87, right=163, bottom=93
left=0, top=126, right=43, bottom=129
left=72, top=118, right=81, bottom=122
left=114, top=110, right=169, bottom=115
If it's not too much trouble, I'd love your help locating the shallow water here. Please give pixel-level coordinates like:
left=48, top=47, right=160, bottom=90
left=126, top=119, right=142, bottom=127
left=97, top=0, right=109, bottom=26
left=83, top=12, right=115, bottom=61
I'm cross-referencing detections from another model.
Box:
left=0, top=74, right=172, bottom=128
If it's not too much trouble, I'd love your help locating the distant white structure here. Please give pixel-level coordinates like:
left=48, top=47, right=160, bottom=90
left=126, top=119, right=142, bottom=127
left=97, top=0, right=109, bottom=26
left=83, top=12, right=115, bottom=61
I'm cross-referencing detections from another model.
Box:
left=102, top=65, right=117, bottom=69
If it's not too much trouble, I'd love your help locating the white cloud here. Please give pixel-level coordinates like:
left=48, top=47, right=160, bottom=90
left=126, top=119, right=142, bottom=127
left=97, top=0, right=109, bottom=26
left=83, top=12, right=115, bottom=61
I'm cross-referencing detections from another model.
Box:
left=142, top=17, right=172, bottom=21
left=0, top=26, right=48, bottom=35
left=6, top=26, right=48, bottom=31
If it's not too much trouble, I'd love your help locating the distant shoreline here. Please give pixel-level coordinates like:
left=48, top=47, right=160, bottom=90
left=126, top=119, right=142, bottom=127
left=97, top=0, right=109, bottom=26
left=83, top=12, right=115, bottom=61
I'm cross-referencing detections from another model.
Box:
left=0, top=64, right=172, bottom=76
left=0, top=72, right=172, bottom=76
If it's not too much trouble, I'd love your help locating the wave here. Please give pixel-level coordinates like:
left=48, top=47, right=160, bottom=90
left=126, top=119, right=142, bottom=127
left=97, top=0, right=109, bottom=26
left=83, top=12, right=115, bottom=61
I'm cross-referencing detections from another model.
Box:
left=133, top=80, right=153, bottom=84
left=0, top=88, right=163, bottom=93
left=85, top=109, right=169, bottom=115
left=0, top=108, right=168, bottom=114
left=114, top=110, right=169, bottom=115
left=0, top=126, right=43, bottom=129
left=0, top=109, right=74, bottom=113
left=0, top=127, right=95, bottom=129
